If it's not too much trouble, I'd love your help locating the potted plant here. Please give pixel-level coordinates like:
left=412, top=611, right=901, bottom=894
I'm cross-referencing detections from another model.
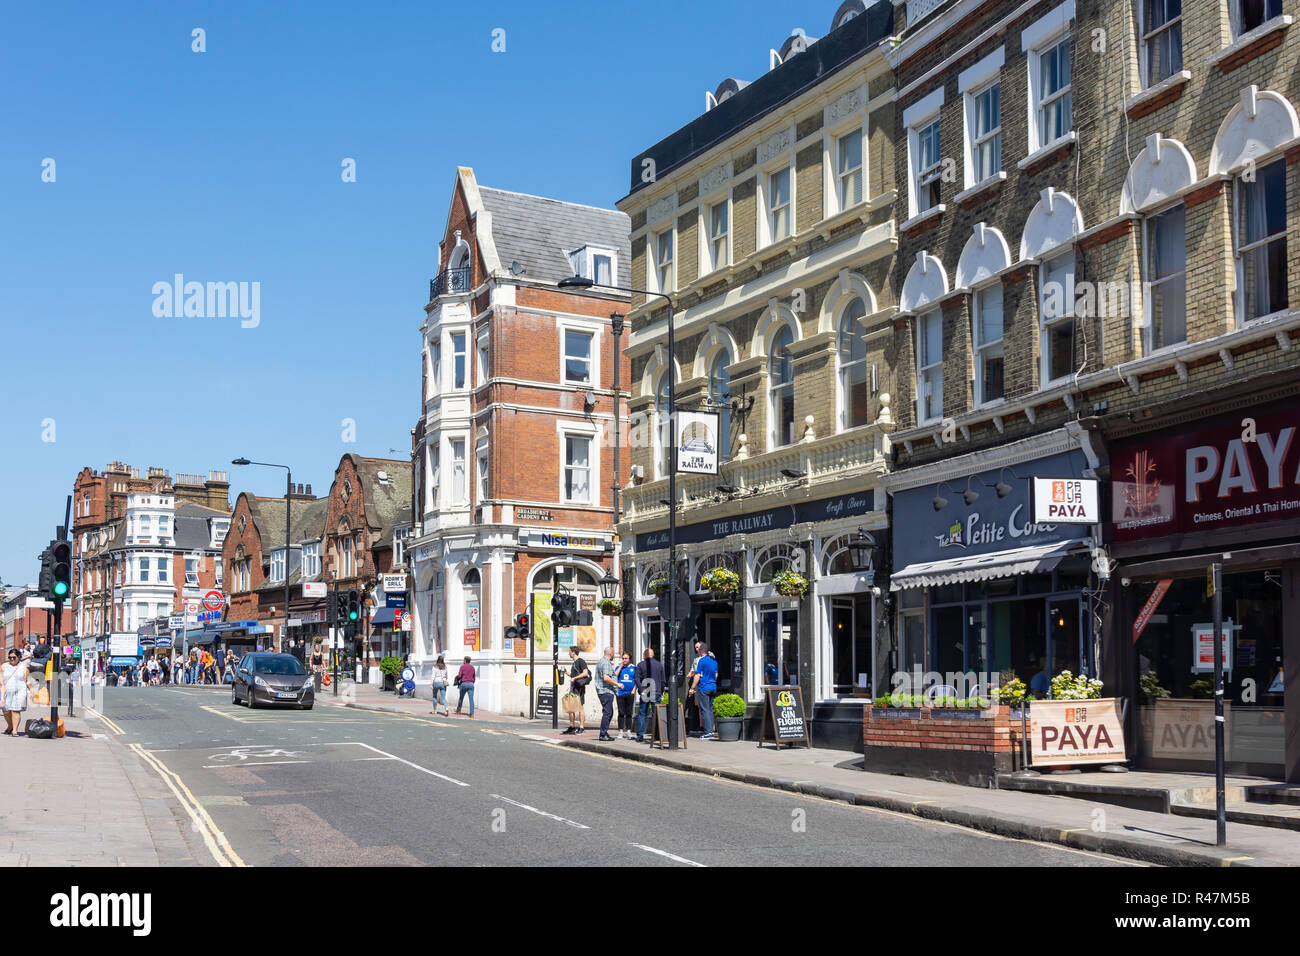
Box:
left=713, top=693, right=746, bottom=740
left=1049, top=670, right=1103, bottom=700
left=647, top=576, right=671, bottom=596
left=992, top=676, right=1027, bottom=710
left=699, top=567, right=740, bottom=599
left=1139, top=670, right=1170, bottom=701
left=771, top=569, right=808, bottom=598
left=597, top=598, right=623, bottom=617
left=379, top=656, right=404, bottom=692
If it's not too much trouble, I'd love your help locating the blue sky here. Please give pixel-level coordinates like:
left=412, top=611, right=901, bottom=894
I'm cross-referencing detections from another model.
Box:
left=0, top=0, right=836, bottom=585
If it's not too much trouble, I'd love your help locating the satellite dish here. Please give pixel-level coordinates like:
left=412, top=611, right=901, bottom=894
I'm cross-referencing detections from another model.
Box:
left=510, top=260, right=526, bottom=276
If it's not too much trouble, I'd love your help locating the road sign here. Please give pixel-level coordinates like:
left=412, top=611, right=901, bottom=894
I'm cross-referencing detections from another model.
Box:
left=203, top=590, right=225, bottom=612
left=185, top=600, right=200, bottom=615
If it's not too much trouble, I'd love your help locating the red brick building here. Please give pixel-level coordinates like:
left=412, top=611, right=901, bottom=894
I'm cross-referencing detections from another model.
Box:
left=409, top=167, right=631, bottom=715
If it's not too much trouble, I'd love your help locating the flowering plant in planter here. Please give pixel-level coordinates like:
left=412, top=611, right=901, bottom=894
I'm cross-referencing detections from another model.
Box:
left=771, top=569, right=808, bottom=598
left=647, top=576, right=671, bottom=595
left=699, top=567, right=740, bottom=597
left=992, top=677, right=1027, bottom=708
left=1049, top=670, right=1103, bottom=700
left=597, top=598, right=623, bottom=617
left=1139, top=670, right=1170, bottom=700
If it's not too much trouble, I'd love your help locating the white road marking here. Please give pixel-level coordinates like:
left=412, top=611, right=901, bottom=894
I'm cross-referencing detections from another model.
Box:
left=342, top=741, right=469, bottom=787
left=491, top=794, right=589, bottom=829
left=201, top=760, right=311, bottom=768
left=629, top=843, right=705, bottom=867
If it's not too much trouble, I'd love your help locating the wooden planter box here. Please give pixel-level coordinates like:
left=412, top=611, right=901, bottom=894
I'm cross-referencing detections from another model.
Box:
left=863, top=704, right=1017, bottom=788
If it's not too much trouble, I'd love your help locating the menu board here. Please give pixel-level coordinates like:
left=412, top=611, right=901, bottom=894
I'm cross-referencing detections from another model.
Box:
left=759, top=685, right=810, bottom=750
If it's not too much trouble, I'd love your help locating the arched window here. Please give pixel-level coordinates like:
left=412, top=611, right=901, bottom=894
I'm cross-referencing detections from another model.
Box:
left=654, top=372, right=671, bottom=478
left=708, top=350, right=732, bottom=461
left=769, top=326, right=795, bottom=448
left=837, top=297, right=869, bottom=429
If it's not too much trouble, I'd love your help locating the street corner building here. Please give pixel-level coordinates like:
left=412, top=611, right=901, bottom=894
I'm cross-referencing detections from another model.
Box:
left=881, top=0, right=1300, bottom=781
left=406, top=166, right=632, bottom=717
left=617, top=2, right=898, bottom=749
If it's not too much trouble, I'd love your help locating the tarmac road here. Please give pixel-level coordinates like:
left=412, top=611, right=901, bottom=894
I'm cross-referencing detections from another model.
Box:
left=91, top=685, right=1136, bottom=867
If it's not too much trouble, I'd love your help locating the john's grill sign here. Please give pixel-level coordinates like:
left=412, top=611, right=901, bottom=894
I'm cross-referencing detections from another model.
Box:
left=1112, top=405, right=1300, bottom=541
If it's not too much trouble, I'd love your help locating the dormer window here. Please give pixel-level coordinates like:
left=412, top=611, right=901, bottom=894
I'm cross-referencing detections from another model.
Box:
left=568, top=246, right=617, bottom=287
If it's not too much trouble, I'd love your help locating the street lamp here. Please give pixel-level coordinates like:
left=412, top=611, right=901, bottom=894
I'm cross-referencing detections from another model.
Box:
left=232, top=458, right=292, bottom=656
left=846, top=530, right=877, bottom=573
left=598, top=573, right=620, bottom=601
left=558, top=274, right=683, bottom=749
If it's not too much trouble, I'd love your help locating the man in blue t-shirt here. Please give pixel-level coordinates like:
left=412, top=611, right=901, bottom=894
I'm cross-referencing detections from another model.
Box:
left=688, top=641, right=720, bottom=739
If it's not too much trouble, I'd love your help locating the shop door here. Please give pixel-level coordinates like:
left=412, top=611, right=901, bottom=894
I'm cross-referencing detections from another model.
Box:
left=760, top=605, right=799, bottom=687
left=1048, top=599, right=1081, bottom=677
left=705, top=614, right=733, bottom=691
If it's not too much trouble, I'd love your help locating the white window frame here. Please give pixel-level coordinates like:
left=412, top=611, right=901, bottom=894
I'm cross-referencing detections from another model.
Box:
left=971, top=281, right=1005, bottom=407
left=1231, top=0, right=1283, bottom=39
left=1140, top=0, right=1183, bottom=88
left=475, top=444, right=489, bottom=506
left=558, top=424, right=600, bottom=506
left=341, top=536, right=355, bottom=578
left=836, top=297, right=870, bottom=431
left=903, top=87, right=945, bottom=219
left=762, top=163, right=794, bottom=246
left=654, top=227, right=675, bottom=294
left=568, top=246, right=618, bottom=286
left=302, top=542, right=321, bottom=579
left=835, top=125, right=865, bottom=213
left=767, top=325, right=796, bottom=449
left=561, top=327, right=595, bottom=385
left=702, top=195, right=731, bottom=274
left=450, top=330, right=468, bottom=390
left=428, top=338, right=442, bottom=395
left=1142, top=201, right=1187, bottom=352
left=270, top=549, right=286, bottom=583
left=1039, top=250, right=1077, bottom=386
left=476, top=331, right=489, bottom=388
left=916, top=310, right=944, bottom=425
left=449, top=436, right=468, bottom=507
left=959, top=48, right=1005, bottom=190
left=1233, top=158, right=1289, bottom=325
left=1023, top=3, right=1075, bottom=154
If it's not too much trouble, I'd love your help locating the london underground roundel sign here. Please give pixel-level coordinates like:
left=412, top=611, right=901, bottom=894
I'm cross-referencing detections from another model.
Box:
left=203, top=590, right=226, bottom=612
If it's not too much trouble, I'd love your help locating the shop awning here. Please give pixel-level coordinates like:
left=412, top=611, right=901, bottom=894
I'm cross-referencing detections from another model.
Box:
left=890, top=540, right=1084, bottom=590
left=371, top=607, right=396, bottom=626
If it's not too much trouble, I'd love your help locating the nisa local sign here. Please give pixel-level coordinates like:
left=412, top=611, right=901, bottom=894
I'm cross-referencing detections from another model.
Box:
left=526, top=531, right=610, bottom=553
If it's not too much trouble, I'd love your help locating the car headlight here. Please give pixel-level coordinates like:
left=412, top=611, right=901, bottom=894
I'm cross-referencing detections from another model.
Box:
left=254, top=675, right=268, bottom=687
left=302, top=677, right=314, bottom=689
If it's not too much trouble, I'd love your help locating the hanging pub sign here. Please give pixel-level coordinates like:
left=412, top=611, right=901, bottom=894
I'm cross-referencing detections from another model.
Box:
left=759, top=685, right=810, bottom=750
left=1030, top=477, right=1099, bottom=524
left=675, top=410, right=720, bottom=475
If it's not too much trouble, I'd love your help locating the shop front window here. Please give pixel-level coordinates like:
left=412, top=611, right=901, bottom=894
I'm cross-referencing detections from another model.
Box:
left=1134, top=571, right=1283, bottom=773
left=830, top=596, right=872, bottom=697
left=760, top=604, right=799, bottom=688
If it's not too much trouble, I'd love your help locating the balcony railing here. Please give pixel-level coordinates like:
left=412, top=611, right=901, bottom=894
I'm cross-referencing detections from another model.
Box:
left=429, top=267, right=471, bottom=300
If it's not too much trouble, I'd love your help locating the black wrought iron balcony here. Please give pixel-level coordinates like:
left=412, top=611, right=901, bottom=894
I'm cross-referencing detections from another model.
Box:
left=429, top=266, right=472, bottom=300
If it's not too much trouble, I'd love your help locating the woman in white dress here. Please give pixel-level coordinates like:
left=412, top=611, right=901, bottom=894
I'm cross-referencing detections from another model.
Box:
left=3, top=649, right=33, bottom=735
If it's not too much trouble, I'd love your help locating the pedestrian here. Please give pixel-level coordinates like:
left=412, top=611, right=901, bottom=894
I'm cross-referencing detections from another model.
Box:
left=633, top=647, right=665, bottom=742
left=430, top=656, right=449, bottom=716
left=215, top=646, right=226, bottom=681
left=455, top=656, right=476, bottom=716
left=173, top=656, right=183, bottom=685
left=563, top=646, right=590, bottom=735
left=310, top=643, right=324, bottom=692
left=3, top=649, right=33, bottom=735
left=688, top=640, right=719, bottom=740
left=147, top=657, right=159, bottom=685
left=615, top=650, right=636, bottom=739
left=593, top=646, right=619, bottom=741
left=189, top=650, right=200, bottom=685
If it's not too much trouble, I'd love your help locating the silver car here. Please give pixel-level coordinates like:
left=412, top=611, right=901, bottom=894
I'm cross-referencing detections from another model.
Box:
left=232, top=653, right=315, bottom=710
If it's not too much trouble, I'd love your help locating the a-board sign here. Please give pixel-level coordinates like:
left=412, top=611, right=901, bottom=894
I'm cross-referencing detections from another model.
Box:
left=651, top=702, right=686, bottom=749
left=1029, top=698, right=1126, bottom=766
left=759, top=685, right=810, bottom=750
left=535, top=686, right=555, bottom=720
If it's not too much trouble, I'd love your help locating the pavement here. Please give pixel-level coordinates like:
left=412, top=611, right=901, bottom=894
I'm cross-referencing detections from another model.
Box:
left=59, top=684, right=1135, bottom=867
left=0, top=708, right=207, bottom=866
left=318, top=681, right=1300, bottom=866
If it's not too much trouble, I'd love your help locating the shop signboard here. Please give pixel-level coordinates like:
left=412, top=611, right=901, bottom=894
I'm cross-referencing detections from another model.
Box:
left=535, top=686, right=555, bottom=720
left=1112, top=404, right=1300, bottom=542
left=636, top=490, right=875, bottom=551
left=1150, top=698, right=1228, bottom=760
left=464, top=628, right=479, bottom=651
left=522, top=531, right=611, bottom=553
left=675, top=411, right=720, bottom=475
left=1030, top=477, right=1099, bottom=524
left=531, top=591, right=552, bottom=653
left=382, top=574, right=408, bottom=593
left=759, top=685, right=811, bottom=750
left=1191, top=621, right=1237, bottom=673
left=108, top=634, right=139, bottom=658
left=1030, top=699, right=1126, bottom=766
left=303, top=582, right=326, bottom=598
left=891, top=449, right=1090, bottom=569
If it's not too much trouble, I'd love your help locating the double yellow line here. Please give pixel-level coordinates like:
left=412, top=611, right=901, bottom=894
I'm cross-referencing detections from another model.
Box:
left=129, top=744, right=245, bottom=867
left=84, top=707, right=124, bottom=735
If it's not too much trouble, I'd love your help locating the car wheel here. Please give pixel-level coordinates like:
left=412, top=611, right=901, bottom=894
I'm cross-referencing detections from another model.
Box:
left=247, top=693, right=258, bottom=710
left=231, top=687, right=238, bottom=705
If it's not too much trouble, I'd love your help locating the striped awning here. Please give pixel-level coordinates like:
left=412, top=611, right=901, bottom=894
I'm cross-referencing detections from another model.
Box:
left=890, top=540, right=1084, bottom=590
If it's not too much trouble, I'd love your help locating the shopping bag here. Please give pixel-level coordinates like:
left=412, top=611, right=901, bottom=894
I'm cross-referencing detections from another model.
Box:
left=25, top=718, right=54, bottom=739
left=561, top=692, right=582, bottom=715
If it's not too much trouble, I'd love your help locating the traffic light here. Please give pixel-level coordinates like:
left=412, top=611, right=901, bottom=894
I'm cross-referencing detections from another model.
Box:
left=37, top=547, right=53, bottom=599
left=326, top=590, right=341, bottom=621
left=50, top=541, right=72, bottom=600
left=515, top=612, right=530, bottom=640
left=552, top=592, right=575, bottom=628
left=346, top=589, right=361, bottom=622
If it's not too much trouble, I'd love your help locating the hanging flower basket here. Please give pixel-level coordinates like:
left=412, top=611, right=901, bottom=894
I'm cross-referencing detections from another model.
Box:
left=699, top=568, right=740, bottom=599
left=597, top=598, right=622, bottom=617
left=771, top=569, right=808, bottom=598
left=647, top=576, right=671, bottom=596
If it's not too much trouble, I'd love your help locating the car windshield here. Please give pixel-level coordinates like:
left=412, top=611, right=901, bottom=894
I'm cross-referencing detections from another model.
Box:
left=252, top=656, right=306, bottom=676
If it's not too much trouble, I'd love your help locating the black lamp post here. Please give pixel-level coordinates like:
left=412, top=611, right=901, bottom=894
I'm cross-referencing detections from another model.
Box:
left=846, top=530, right=877, bottom=573
left=232, top=458, right=292, bottom=654
left=559, top=274, right=682, bottom=748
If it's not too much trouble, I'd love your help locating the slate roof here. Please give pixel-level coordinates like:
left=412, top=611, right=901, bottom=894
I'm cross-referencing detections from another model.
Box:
left=173, top=501, right=230, bottom=552
left=477, top=186, right=631, bottom=286
left=347, top=456, right=412, bottom=542
left=248, top=496, right=328, bottom=551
